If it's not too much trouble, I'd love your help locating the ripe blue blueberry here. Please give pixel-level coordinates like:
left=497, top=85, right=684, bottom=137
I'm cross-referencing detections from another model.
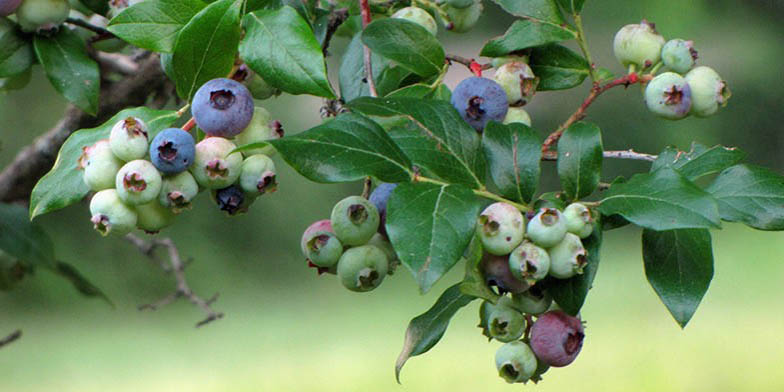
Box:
left=149, top=128, right=195, bottom=175
left=645, top=72, right=692, bottom=120
left=301, top=220, right=343, bottom=269
left=369, top=183, right=397, bottom=238
left=135, top=201, right=175, bottom=234
left=495, top=341, right=538, bottom=384
left=115, top=160, right=163, bottom=205
left=488, top=304, right=526, bottom=343
left=15, top=0, right=69, bottom=33
left=508, top=241, right=550, bottom=285
left=89, top=189, right=137, bottom=236
left=330, top=196, right=380, bottom=246
left=563, top=203, right=594, bottom=239
left=392, top=6, right=438, bottom=36
left=239, top=154, right=277, bottom=196
left=192, top=78, right=254, bottom=138
left=109, top=117, right=149, bottom=162
left=548, top=233, right=587, bottom=279
left=476, top=202, right=525, bottom=256
left=0, top=0, right=21, bottom=16
left=80, top=139, right=123, bottom=191
left=158, top=171, right=199, bottom=212
left=685, top=66, right=731, bottom=118
left=527, top=208, right=567, bottom=248
left=481, top=253, right=528, bottom=295
left=213, top=185, right=251, bottom=216
left=661, top=39, right=698, bottom=74
left=613, top=20, right=665, bottom=70
left=530, top=310, right=584, bottom=367
left=451, top=77, right=509, bottom=132
left=337, top=245, right=389, bottom=292
left=234, top=107, right=284, bottom=157
left=190, top=137, right=243, bottom=189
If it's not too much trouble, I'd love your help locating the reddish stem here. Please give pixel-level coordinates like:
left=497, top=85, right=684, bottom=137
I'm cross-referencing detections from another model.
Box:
left=359, top=0, right=378, bottom=97
left=182, top=118, right=196, bottom=132
left=469, top=61, right=483, bottom=77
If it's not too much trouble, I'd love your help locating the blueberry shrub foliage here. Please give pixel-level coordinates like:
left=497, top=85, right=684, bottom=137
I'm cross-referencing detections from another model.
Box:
left=0, top=0, right=782, bottom=385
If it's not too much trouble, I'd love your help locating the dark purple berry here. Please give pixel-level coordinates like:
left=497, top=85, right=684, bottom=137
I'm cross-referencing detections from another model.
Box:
left=450, top=77, right=509, bottom=132
left=530, top=310, right=584, bottom=367
left=481, top=253, right=528, bottom=295
left=149, top=128, right=196, bottom=174
left=192, top=78, right=255, bottom=137
left=214, top=185, right=246, bottom=216
left=368, top=183, right=397, bottom=237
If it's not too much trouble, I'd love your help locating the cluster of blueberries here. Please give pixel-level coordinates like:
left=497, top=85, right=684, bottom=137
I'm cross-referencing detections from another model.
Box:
left=83, top=77, right=282, bottom=236
left=614, top=20, right=731, bottom=120
left=475, top=202, right=594, bottom=383
left=300, top=184, right=400, bottom=292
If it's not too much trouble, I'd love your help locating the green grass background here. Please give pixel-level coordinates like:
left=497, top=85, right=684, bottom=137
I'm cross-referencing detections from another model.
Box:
left=2, top=1, right=784, bottom=391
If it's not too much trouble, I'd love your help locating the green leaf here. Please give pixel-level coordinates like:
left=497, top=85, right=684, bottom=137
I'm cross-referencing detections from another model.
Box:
left=480, top=19, right=576, bottom=58
left=529, top=44, right=589, bottom=90
left=395, top=283, right=476, bottom=382
left=172, top=0, right=242, bottom=101
left=33, top=29, right=100, bottom=115
left=599, top=168, right=721, bottom=230
left=348, top=97, right=485, bottom=189
left=240, top=6, right=335, bottom=98
left=55, top=262, right=113, bottom=305
left=459, top=236, right=499, bottom=302
left=642, top=228, right=713, bottom=328
left=482, top=122, right=541, bottom=203
left=706, top=164, right=784, bottom=230
left=107, top=0, right=207, bottom=53
left=557, top=122, right=603, bottom=200
left=652, top=143, right=746, bottom=181
left=556, top=0, right=586, bottom=13
left=491, top=0, right=565, bottom=24
left=361, top=18, right=445, bottom=78
left=269, top=113, right=412, bottom=183
left=548, top=221, right=602, bottom=315
left=78, top=0, right=109, bottom=15
left=387, top=182, right=481, bottom=293
left=338, top=33, right=411, bottom=102
left=29, top=108, right=179, bottom=219
left=0, top=203, right=55, bottom=268
left=0, top=18, right=34, bottom=78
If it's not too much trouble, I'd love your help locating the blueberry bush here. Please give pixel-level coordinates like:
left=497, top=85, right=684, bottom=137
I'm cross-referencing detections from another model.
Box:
left=0, top=0, right=780, bottom=386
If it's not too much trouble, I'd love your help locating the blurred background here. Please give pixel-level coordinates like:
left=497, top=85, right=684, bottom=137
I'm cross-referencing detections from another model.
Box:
left=2, top=1, right=784, bottom=391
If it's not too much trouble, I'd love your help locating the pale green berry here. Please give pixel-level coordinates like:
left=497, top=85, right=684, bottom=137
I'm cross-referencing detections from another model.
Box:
left=189, top=137, right=243, bottom=189
left=444, top=0, right=482, bottom=33
left=303, top=225, right=344, bottom=269
left=16, top=0, right=70, bottom=33
left=645, top=72, right=692, bottom=120
left=493, top=62, right=537, bottom=105
left=548, top=233, right=587, bottom=279
left=367, top=233, right=398, bottom=264
left=337, top=245, right=389, bottom=292
left=81, top=139, right=123, bottom=191
left=684, top=66, right=731, bottom=118
left=661, top=39, right=698, bottom=74
left=503, top=107, right=532, bottom=127
left=392, top=6, right=438, bottom=36
left=158, top=171, right=199, bottom=212
left=491, top=54, right=528, bottom=69
left=495, top=341, right=538, bottom=384
left=613, top=20, right=665, bottom=69
left=89, top=189, right=137, bottom=236
left=508, top=241, right=550, bottom=284
left=135, top=201, right=175, bottom=234
left=331, top=196, right=380, bottom=246
left=109, top=117, right=149, bottom=162
left=115, top=160, right=163, bottom=205
left=239, top=154, right=277, bottom=196
left=234, top=107, right=283, bottom=157
left=476, top=202, right=525, bottom=256
left=511, top=287, right=552, bottom=315
left=245, top=72, right=280, bottom=100
left=527, top=208, right=567, bottom=248
left=563, top=203, right=593, bottom=238
left=488, top=304, right=526, bottom=342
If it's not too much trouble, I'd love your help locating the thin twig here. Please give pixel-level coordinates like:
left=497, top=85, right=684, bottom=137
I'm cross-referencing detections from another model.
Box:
left=542, top=149, right=658, bottom=162
left=65, top=17, right=112, bottom=36
left=359, top=0, right=378, bottom=98
left=126, top=234, right=224, bottom=328
left=445, top=54, right=492, bottom=71
left=321, top=8, right=349, bottom=56
left=0, top=330, right=21, bottom=349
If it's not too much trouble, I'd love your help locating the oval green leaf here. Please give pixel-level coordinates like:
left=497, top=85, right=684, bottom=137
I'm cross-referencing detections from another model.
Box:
left=107, top=0, right=207, bottom=53
left=482, top=121, right=541, bottom=203
left=362, top=18, right=445, bottom=78
left=558, top=121, right=603, bottom=200
left=706, top=164, right=784, bottom=230
left=480, top=19, right=576, bottom=58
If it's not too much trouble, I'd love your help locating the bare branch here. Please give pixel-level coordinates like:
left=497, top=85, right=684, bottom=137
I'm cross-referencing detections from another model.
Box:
left=0, top=330, right=21, bottom=349
left=359, top=0, right=378, bottom=97
left=542, top=149, right=658, bottom=162
left=65, top=17, right=112, bottom=36
left=321, top=8, right=349, bottom=56
left=126, top=234, right=224, bottom=327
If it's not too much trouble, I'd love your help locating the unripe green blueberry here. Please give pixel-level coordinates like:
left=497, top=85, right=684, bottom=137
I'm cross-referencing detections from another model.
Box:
left=367, top=233, right=398, bottom=264
left=488, top=305, right=526, bottom=342
left=481, top=253, right=529, bottom=294
left=644, top=72, right=692, bottom=120
left=245, top=72, right=280, bottom=100
left=511, top=286, right=552, bottom=315
left=302, top=220, right=344, bottom=269
left=444, top=0, right=482, bottom=33
left=234, top=107, right=283, bottom=157
left=337, top=244, right=389, bottom=292
left=81, top=139, right=123, bottom=191
left=548, top=233, right=587, bottom=279
left=562, top=203, right=593, bottom=239
left=503, top=107, right=532, bottom=127
left=495, top=341, right=538, bottom=384
left=476, top=202, right=525, bottom=256
left=89, top=189, right=137, bottom=236
left=527, top=208, right=567, bottom=248
left=190, top=137, right=243, bottom=189
left=330, top=196, right=380, bottom=246
left=684, top=66, right=731, bottom=118
left=109, top=117, right=149, bottom=162
left=158, top=171, right=199, bottom=212
left=16, top=0, right=70, bottom=33
left=661, top=39, right=698, bottom=74
left=115, top=160, right=163, bottom=205
left=392, top=6, right=437, bottom=36
left=491, top=54, right=528, bottom=69
left=613, top=20, right=665, bottom=69
left=508, top=241, right=550, bottom=284
left=239, top=154, right=277, bottom=196
left=493, top=62, right=537, bottom=105
left=135, top=201, right=175, bottom=234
